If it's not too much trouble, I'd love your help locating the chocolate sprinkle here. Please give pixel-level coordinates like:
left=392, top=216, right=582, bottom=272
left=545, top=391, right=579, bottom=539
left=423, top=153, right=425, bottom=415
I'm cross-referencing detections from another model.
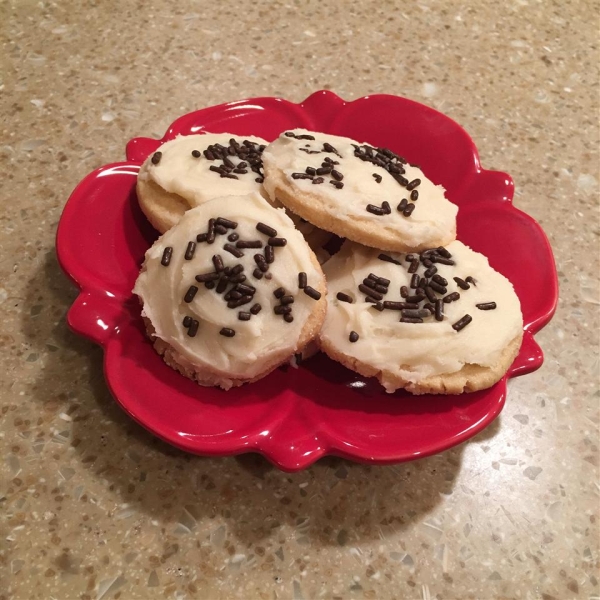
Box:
left=429, top=281, right=447, bottom=295
left=362, top=278, right=378, bottom=291
left=205, top=280, right=216, bottom=290
left=312, top=177, right=325, bottom=184
left=274, top=305, right=292, bottom=315
left=227, top=232, right=239, bottom=242
left=424, top=285, right=437, bottom=302
left=378, top=253, right=401, bottom=265
left=206, top=219, right=216, bottom=244
left=431, top=256, right=455, bottom=266
left=359, top=284, right=383, bottom=301
left=476, top=302, right=497, bottom=310
left=227, top=296, right=253, bottom=308
left=250, top=303, right=262, bottom=314
left=437, top=246, right=453, bottom=259
left=372, top=173, right=382, bottom=183
left=292, top=172, right=314, bottom=180
left=182, top=241, right=195, bottom=261
left=443, top=292, right=461, bottom=303
left=336, top=292, right=353, bottom=303
left=236, top=240, right=263, bottom=249
left=273, top=287, right=286, bottom=299
left=187, top=319, right=199, bottom=337
left=220, top=328, right=236, bottom=337
left=453, top=276, right=470, bottom=290
left=280, top=295, right=295, bottom=305
left=284, top=313, right=294, bottom=323
left=231, top=264, right=244, bottom=275
left=298, top=272, right=307, bottom=289
left=410, top=274, right=420, bottom=289
left=383, top=301, right=416, bottom=310
left=212, top=254, right=225, bottom=272
left=254, top=254, right=268, bottom=272
left=366, top=204, right=386, bottom=216
left=381, top=201, right=391, bottom=214
left=252, top=268, right=264, bottom=280
left=151, top=151, right=162, bottom=165
left=184, top=285, right=198, bottom=303
left=406, top=293, right=425, bottom=303
left=215, top=217, right=238, bottom=229
left=400, top=286, right=409, bottom=298
left=410, top=190, right=419, bottom=201
left=183, top=316, right=192, bottom=328
left=161, top=247, right=173, bottom=266
left=400, top=317, right=423, bottom=324
left=229, top=274, right=246, bottom=284
left=435, top=299, right=444, bottom=321
left=264, top=245, right=275, bottom=264
left=304, top=286, right=322, bottom=301
left=402, top=308, right=430, bottom=319
left=371, top=274, right=391, bottom=286
left=466, top=276, right=477, bottom=286
left=236, top=283, right=256, bottom=295
left=452, top=314, right=472, bottom=332
left=433, top=274, right=449, bottom=286
left=238, top=311, right=251, bottom=321
left=256, top=222, right=278, bottom=237
left=403, top=203, right=415, bottom=217
left=424, top=266, right=438, bottom=278
left=214, top=224, right=228, bottom=235
left=408, top=259, right=419, bottom=274
left=268, top=237, right=287, bottom=247
left=349, top=331, right=359, bottom=343
left=331, top=169, right=343, bottom=181
left=323, top=142, right=341, bottom=156
left=406, top=178, right=421, bottom=191
left=191, top=149, right=201, bottom=158
left=216, top=276, right=229, bottom=294
left=397, top=198, right=408, bottom=212
left=224, top=243, right=244, bottom=258
left=195, top=272, right=219, bottom=283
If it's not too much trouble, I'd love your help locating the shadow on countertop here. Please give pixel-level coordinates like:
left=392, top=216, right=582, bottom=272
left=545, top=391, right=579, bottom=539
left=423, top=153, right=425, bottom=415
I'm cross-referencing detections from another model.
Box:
left=22, top=251, right=501, bottom=550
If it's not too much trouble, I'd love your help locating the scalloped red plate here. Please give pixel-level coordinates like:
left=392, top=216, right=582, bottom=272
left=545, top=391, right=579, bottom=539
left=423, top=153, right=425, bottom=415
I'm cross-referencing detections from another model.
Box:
left=56, top=91, right=557, bottom=471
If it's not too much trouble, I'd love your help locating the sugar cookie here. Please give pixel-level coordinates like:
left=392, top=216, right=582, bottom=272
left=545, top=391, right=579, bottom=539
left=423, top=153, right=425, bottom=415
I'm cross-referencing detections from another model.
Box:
left=318, top=240, right=523, bottom=394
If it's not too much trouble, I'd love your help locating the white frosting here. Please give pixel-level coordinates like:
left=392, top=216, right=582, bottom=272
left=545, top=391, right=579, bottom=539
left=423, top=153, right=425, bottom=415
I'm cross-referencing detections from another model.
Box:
left=320, top=240, right=523, bottom=392
left=134, top=193, right=325, bottom=380
left=262, top=129, right=458, bottom=248
left=138, top=133, right=270, bottom=207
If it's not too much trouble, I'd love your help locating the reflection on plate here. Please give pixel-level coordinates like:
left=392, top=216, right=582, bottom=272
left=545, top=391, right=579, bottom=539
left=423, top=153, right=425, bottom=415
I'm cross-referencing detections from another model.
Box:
left=56, top=91, right=557, bottom=471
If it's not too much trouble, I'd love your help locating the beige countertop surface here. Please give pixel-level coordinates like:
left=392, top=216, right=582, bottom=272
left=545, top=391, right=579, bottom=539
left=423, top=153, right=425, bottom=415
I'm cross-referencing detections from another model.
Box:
left=1, top=0, right=598, bottom=598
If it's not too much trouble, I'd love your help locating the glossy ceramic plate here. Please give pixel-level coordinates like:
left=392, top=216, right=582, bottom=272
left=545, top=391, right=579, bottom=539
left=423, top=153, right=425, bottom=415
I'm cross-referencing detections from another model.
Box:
left=56, top=91, right=558, bottom=471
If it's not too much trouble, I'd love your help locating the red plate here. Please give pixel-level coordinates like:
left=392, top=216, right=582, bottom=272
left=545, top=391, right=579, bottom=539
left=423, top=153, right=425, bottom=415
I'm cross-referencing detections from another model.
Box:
left=56, top=91, right=558, bottom=471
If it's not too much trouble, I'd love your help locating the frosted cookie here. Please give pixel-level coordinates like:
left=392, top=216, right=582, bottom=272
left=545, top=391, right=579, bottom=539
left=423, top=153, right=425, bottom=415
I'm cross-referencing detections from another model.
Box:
left=137, top=133, right=270, bottom=233
left=319, top=241, right=523, bottom=394
left=262, top=129, right=458, bottom=253
left=133, top=192, right=327, bottom=390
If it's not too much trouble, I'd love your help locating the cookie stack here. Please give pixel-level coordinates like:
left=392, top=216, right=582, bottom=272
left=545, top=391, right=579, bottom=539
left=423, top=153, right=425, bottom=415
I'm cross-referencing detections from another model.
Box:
left=134, top=129, right=523, bottom=393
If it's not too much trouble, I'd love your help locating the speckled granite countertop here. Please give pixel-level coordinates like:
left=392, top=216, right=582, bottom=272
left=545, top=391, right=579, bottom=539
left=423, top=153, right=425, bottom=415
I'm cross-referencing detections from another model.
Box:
left=1, top=1, right=598, bottom=598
